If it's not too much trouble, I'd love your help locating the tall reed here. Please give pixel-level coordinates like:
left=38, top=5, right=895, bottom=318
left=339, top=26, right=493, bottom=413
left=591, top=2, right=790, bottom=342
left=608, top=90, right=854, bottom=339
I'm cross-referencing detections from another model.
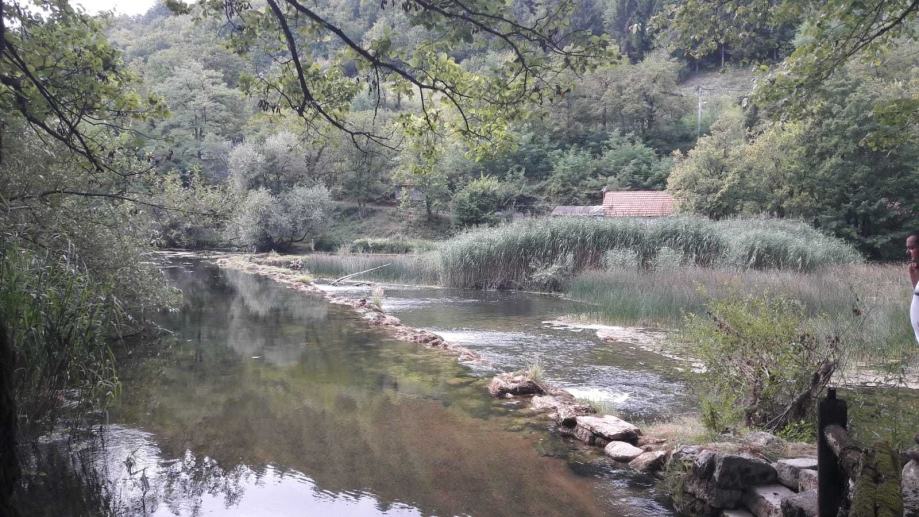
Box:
left=437, top=216, right=861, bottom=289
left=565, top=264, right=914, bottom=358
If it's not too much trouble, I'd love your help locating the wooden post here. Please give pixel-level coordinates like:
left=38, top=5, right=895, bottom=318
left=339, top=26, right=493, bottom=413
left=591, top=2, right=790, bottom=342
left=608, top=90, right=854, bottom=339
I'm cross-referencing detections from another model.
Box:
left=818, top=388, right=847, bottom=517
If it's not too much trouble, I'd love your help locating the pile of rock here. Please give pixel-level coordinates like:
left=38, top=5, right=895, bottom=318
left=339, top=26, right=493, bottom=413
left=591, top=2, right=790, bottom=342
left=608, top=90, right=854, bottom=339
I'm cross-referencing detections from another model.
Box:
left=488, top=371, right=672, bottom=476
left=668, top=445, right=818, bottom=517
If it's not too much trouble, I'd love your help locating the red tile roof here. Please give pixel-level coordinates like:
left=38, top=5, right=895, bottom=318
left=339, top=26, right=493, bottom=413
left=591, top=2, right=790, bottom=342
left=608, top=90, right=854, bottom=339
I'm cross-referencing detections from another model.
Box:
left=602, top=191, right=674, bottom=217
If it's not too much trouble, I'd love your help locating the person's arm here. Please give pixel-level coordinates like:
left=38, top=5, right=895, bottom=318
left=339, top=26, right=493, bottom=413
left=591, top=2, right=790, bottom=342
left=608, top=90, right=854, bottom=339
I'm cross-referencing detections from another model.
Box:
left=909, top=262, right=919, bottom=289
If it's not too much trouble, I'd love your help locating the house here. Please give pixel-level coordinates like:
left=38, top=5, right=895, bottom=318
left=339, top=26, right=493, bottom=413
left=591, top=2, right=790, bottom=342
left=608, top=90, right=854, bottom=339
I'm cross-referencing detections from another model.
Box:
left=601, top=190, right=674, bottom=217
left=551, top=190, right=675, bottom=218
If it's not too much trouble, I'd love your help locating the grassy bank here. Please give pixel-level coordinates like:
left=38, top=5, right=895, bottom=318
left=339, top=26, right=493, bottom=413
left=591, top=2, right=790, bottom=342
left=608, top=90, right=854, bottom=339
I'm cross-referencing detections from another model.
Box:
left=438, top=216, right=860, bottom=289
left=271, top=215, right=915, bottom=358
left=566, top=264, right=914, bottom=361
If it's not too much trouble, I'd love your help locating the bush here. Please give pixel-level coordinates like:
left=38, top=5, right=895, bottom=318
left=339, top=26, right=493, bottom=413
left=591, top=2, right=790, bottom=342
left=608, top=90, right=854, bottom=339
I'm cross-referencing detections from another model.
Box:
left=347, top=238, right=434, bottom=254
left=226, top=185, right=332, bottom=252
left=0, top=248, right=120, bottom=434
left=151, top=169, right=233, bottom=249
left=684, top=294, right=840, bottom=433
left=452, top=176, right=512, bottom=227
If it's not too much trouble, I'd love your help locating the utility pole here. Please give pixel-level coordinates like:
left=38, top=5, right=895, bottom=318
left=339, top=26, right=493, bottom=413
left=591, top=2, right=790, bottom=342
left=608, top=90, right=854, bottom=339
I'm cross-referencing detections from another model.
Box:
left=696, top=85, right=703, bottom=137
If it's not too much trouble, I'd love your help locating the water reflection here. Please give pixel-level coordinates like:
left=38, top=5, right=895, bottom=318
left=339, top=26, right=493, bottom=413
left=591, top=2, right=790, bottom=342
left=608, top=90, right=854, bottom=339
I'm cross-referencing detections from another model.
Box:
left=79, top=261, right=673, bottom=516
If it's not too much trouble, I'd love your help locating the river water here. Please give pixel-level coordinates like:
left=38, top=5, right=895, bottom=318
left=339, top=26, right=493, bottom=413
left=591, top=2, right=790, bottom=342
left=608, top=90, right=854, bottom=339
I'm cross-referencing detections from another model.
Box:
left=30, top=259, right=691, bottom=516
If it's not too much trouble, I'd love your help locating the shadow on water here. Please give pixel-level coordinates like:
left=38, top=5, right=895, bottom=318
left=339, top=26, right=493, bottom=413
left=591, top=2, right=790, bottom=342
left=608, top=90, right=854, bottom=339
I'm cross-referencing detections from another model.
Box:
left=18, top=261, right=675, bottom=516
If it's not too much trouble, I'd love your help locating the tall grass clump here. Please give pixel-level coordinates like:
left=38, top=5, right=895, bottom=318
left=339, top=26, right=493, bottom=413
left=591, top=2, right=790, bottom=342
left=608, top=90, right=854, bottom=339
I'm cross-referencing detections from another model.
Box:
left=0, top=248, right=122, bottom=435
left=566, top=264, right=914, bottom=359
left=438, top=216, right=860, bottom=289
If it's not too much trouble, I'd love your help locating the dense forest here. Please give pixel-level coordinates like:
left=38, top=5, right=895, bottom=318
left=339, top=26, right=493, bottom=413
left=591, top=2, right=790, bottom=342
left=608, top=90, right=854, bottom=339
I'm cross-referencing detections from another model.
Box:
left=87, top=0, right=919, bottom=259
left=1, top=0, right=917, bottom=514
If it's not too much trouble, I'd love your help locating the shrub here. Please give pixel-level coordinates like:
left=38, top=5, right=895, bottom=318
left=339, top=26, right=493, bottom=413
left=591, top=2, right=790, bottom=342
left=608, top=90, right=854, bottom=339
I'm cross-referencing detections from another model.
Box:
left=684, top=294, right=840, bottom=433
left=226, top=185, right=332, bottom=252
left=452, top=176, right=512, bottom=227
left=0, top=248, right=120, bottom=434
left=347, top=238, right=434, bottom=254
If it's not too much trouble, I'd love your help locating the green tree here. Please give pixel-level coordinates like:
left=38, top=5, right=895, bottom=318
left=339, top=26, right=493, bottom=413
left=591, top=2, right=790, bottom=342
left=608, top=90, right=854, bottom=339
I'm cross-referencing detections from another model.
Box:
left=0, top=2, right=172, bottom=511
left=543, top=146, right=600, bottom=205
left=225, top=185, right=332, bottom=251
left=452, top=175, right=513, bottom=227
left=597, top=131, right=672, bottom=189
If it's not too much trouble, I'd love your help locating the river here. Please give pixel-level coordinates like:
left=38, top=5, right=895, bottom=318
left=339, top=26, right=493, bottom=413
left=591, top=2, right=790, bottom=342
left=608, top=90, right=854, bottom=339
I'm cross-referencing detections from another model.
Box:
left=26, top=259, right=692, bottom=516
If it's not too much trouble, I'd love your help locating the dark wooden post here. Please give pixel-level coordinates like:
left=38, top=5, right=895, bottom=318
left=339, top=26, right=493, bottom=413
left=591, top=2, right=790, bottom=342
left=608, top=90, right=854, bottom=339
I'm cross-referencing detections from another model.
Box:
left=818, top=388, right=847, bottom=517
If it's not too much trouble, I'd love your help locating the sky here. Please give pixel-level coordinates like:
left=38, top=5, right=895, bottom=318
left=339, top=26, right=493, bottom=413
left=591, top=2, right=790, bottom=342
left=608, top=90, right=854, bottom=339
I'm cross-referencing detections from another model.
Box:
left=73, top=0, right=157, bottom=16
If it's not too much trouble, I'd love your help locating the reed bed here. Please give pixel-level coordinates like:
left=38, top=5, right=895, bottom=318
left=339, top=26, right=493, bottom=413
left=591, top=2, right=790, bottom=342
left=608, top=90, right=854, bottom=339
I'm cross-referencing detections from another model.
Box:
left=437, top=216, right=861, bottom=289
left=566, top=264, right=914, bottom=358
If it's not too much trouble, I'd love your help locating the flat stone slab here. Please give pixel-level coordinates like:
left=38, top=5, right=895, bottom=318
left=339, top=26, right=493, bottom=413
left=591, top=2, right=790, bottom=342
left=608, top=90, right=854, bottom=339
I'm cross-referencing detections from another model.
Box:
left=781, top=489, right=817, bottom=517
left=714, top=454, right=778, bottom=489
left=722, top=510, right=754, bottom=517
left=797, top=468, right=817, bottom=492
left=629, top=450, right=668, bottom=473
left=743, top=484, right=795, bottom=517
left=574, top=415, right=640, bottom=445
left=605, top=441, right=644, bottom=462
left=774, top=458, right=817, bottom=490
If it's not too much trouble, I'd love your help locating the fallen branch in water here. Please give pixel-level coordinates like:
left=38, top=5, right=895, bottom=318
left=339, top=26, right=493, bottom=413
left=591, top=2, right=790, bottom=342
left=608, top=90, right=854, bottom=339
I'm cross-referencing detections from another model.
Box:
left=331, top=264, right=391, bottom=285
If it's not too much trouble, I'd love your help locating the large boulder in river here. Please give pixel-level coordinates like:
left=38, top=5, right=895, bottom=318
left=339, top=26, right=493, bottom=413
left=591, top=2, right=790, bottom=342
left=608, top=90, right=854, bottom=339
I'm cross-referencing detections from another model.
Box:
left=488, top=372, right=545, bottom=398
left=571, top=415, right=641, bottom=446
left=712, top=453, right=778, bottom=490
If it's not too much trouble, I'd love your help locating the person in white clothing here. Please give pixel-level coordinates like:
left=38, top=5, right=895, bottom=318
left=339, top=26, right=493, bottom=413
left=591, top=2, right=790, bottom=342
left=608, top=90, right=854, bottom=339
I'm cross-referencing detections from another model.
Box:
left=908, top=233, right=919, bottom=343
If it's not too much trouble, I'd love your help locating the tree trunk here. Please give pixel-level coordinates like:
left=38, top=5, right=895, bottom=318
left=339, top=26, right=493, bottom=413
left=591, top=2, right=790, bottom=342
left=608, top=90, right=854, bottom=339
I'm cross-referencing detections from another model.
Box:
left=0, top=319, right=19, bottom=516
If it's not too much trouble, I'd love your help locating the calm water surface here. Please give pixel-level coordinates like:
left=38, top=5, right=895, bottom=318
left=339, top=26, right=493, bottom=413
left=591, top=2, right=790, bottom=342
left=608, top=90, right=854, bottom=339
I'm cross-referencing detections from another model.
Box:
left=52, top=260, right=679, bottom=516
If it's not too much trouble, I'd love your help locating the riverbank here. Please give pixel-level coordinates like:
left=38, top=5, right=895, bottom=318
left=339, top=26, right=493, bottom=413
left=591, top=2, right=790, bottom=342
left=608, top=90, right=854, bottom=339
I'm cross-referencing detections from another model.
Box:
left=212, top=252, right=875, bottom=516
